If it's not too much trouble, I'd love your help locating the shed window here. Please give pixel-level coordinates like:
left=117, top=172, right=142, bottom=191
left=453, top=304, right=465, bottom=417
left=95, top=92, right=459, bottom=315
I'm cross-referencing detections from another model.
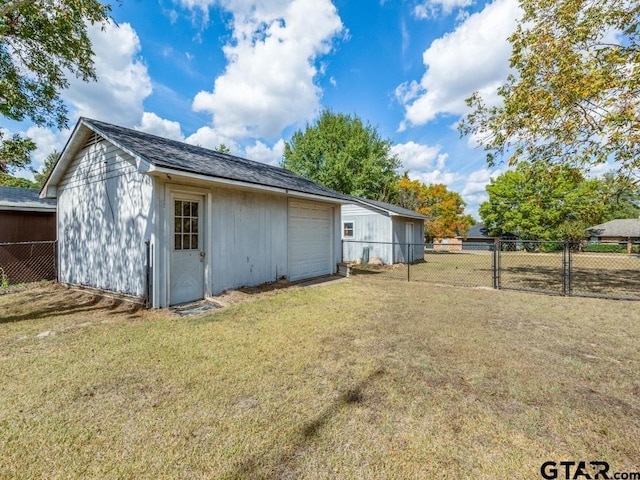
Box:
left=343, top=221, right=354, bottom=238
left=174, top=200, right=199, bottom=250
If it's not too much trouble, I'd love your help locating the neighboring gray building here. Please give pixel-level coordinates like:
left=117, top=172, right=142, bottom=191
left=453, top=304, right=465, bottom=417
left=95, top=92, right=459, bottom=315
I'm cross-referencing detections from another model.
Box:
left=0, top=186, right=56, bottom=243
left=41, top=118, right=350, bottom=307
left=341, top=198, right=427, bottom=264
left=587, top=219, right=640, bottom=252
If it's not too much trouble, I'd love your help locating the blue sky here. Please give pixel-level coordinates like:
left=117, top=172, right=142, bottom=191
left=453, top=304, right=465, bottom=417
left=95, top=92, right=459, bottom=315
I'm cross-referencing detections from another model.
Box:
left=2, top=0, right=526, bottom=216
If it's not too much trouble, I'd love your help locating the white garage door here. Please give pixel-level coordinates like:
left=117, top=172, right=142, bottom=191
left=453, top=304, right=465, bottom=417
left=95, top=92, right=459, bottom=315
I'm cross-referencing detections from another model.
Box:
left=288, top=200, right=333, bottom=282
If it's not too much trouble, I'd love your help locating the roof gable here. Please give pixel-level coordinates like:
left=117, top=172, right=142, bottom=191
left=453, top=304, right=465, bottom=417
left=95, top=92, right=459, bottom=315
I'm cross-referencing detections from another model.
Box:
left=43, top=118, right=349, bottom=202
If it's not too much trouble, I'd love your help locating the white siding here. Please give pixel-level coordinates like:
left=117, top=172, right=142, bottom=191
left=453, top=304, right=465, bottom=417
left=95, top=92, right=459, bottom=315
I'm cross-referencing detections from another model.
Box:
left=209, top=188, right=288, bottom=294
left=392, top=217, right=425, bottom=263
left=288, top=200, right=334, bottom=281
left=57, top=140, right=153, bottom=296
left=341, top=204, right=393, bottom=264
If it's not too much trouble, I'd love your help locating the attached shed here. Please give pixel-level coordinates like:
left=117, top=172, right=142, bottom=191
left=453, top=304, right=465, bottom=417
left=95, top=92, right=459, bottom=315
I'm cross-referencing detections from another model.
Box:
left=41, top=118, right=349, bottom=307
left=0, top=186, right=56, bottom=243
left=341, top=198, right=427, bottom=264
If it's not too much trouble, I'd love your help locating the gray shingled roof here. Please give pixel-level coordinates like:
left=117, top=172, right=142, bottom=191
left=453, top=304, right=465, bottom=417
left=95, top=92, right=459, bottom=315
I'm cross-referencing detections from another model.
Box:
left=587, top=219, right=640, bottom=238
left=461, top=223, right=492, bottom=239
left=83, top=118, right=350, bottom=202
left=353, top=197, right=429, bottom=220
left=0, top=186, right=56, bottom=211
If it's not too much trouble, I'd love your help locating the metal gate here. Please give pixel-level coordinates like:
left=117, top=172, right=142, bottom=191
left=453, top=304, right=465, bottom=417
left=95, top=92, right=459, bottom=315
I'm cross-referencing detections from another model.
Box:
left=495, top=240, right=639, bottom=300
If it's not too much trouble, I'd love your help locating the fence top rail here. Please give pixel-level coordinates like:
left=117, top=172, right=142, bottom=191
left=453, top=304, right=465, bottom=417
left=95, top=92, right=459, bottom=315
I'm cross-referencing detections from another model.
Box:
left=0, top=240, right=57, bottom=246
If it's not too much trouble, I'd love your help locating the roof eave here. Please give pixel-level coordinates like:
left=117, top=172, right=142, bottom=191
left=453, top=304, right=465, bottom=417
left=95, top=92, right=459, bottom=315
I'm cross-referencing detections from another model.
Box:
left=148, top=165, right=349, bottom=204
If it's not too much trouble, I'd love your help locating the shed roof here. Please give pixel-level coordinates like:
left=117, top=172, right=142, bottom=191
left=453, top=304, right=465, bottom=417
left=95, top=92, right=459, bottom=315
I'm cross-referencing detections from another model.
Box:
left=350, top=197, right=429, bottom=220
left=586, top=219, right=640, bottom=238
left=43, top=118, right=350, bottom=203
left=0, top=186, right=56, bottom=212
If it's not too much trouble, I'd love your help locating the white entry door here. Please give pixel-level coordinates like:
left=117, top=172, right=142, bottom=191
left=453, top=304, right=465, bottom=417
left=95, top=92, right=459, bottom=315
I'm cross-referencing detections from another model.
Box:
left=170, top=195, right=205, bottom=305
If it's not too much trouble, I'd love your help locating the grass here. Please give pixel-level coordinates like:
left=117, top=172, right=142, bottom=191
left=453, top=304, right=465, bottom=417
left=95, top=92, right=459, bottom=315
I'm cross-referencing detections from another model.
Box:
left=1, top=280, right=640, bottom=478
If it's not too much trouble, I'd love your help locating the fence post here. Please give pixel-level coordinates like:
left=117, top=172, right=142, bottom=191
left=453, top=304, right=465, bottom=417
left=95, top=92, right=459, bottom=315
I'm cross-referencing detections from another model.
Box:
left=567, top=242, right=573, bottom=296
left=54, top=240, right=58, bottom=282
left=407, top=242, right=410, bottom=282
left=561, top=242, right=572, bottom=296
left=492, top=242, right=498, bottom=289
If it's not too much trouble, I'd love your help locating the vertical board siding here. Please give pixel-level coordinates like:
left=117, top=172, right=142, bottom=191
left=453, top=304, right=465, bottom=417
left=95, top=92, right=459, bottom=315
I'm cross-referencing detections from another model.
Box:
left=341, top=205, right=392, bottom=264
left=210, top=188, right=287, bottom=294
left=392, top=217, right=425, bottom=263
left=57, top=141, right=153, bottom=296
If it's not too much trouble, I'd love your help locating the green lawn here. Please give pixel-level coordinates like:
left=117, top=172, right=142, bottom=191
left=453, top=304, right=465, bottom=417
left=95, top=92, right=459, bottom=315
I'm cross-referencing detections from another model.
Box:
left=1, top=280, right=639, bottom=479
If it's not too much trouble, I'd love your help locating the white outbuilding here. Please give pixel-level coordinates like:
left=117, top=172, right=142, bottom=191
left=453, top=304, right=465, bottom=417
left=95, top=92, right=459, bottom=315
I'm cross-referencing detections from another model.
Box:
left=41, top=118, right=349, bottom=307
left=341, top=198, right=427, bottom=265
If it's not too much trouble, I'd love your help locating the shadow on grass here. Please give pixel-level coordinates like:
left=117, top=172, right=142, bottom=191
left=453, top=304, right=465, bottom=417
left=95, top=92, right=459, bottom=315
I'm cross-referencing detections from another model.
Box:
left=230, top=367, right=386, bottom=479
left=0, top=290, right=143, bottom=324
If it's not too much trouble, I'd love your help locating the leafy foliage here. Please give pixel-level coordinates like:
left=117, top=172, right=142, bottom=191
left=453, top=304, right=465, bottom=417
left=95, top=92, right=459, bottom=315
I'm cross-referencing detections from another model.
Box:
left=0, top=0, right=111, bottom=174
left=396, top=175, right=474, bottom=239
left=479, top=162, right=637, bottom=240
left=0, top=133, right=35, bottom=173
left=460, top=0, right=640, bottom=182
left=282, top=109, right=401, bottom=201
left=33, top=150, right=59, bottom=188
left=0, top=172, right=36, bottom=188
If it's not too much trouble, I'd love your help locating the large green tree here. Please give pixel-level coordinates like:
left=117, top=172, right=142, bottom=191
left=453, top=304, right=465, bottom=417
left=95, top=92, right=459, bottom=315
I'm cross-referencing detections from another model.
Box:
left=479, top=162, right=635, bottom=240
left=1, top=0, right=111, bottom=179
left=460, top=0, right=640, bottom=183
left=282, top=109, right=401, bottom=202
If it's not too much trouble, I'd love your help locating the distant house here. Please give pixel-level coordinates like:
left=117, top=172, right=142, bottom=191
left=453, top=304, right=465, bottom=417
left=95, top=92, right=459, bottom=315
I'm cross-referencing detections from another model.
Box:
left=0, top=186, right=56, bottom=243
left=587, top=219, right=640, bottom=253
left=41, top=118, right=350, bottom=307
left=341, top=198, right=427, bottom=264
left=458, top=223, right=500, bottom=250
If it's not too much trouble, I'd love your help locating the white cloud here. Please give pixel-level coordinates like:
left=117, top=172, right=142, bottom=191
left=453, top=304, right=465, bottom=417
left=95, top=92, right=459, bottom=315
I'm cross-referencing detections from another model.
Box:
left=185, top=126, right=241, bottom=153
left=460, top=167, right=502, bottom=196
left=24, top=126, right=69, bottom=171
left=398, top=0, right=520, bottom=130
left=191, top=0, right=344, bottom=140
left=458, top=166, right=505, bottom=216
left=409, top=169, right=461, bottom=187
left=136, top=113, right=185, bottom=141
left=244, top=139, right=285, bottom=166
left=390, top=141, right=443, bottom=171
left=64, top=22, right=153, bottom=126
left=413, top=0, right=474, bottom=19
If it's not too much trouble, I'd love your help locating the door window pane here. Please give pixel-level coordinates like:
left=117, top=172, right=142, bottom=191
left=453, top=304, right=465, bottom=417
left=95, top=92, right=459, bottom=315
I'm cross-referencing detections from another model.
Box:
left=174, top=199, right=200, bottom=250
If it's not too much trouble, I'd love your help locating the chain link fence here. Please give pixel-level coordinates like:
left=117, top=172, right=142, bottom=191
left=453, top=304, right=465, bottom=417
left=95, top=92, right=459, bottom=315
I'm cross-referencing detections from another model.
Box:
left=344, top=239, right=640, bottom=300
left=0, top=241, right=57, bottom=286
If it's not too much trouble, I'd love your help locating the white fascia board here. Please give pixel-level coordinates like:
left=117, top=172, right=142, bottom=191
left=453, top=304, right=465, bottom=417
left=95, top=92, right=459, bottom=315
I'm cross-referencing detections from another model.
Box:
left=147, top=165, right=347, bottom=205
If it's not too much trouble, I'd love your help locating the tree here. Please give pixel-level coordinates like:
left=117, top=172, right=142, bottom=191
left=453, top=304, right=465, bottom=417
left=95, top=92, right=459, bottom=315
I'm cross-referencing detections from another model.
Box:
left=282, top=109, right=401, bottom=202
left=215, top=143, right=231, bottom=154
left=33, top=150, right=60, bottom=188
left=396, top=175, right=474, bottom=240
left=1, top=0, right=111, bottom=175
left=460, top=0, right=640, bottom=184
left=479, top=162, right=625, bottom=241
